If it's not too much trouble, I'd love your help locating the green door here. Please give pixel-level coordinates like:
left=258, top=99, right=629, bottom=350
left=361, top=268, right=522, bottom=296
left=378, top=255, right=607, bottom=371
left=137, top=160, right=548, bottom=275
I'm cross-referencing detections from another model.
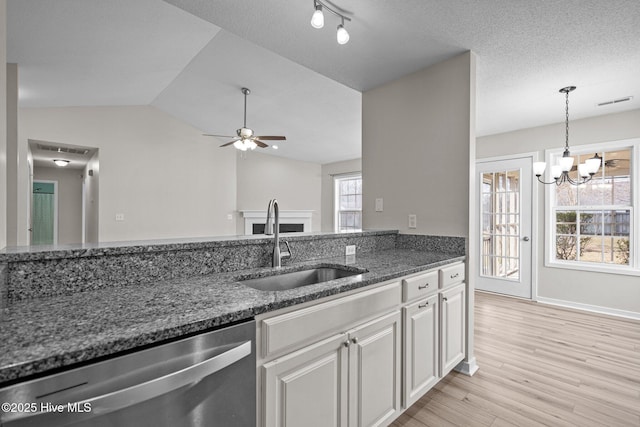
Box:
left=32, top=182, right=56, bottom=245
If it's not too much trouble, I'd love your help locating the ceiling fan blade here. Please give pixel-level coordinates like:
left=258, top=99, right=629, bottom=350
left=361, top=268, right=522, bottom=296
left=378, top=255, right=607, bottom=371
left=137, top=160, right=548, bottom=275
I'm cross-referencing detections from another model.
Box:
left=219, top=140, right=238, bottom=147
left=203, top=133, right=236, bottom=138
left=254, top=136, right=286, bottom=141
left=254, top=140, right=269, bottom=148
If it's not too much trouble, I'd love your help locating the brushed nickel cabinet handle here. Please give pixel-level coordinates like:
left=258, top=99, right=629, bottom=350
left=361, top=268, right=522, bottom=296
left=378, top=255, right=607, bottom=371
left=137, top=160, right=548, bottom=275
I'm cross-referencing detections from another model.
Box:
left=418, top=283, right=430, bottom=289
left=451, top=273, right=459, bottom=279
left=418, top=302, right=429, bottom=309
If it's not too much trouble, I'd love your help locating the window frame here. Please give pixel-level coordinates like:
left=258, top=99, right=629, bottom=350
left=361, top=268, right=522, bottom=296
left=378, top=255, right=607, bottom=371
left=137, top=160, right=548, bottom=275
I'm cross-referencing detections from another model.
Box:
left=333, top=172, right=362, bottom=233
left=544, top=138, right=640, bottom=276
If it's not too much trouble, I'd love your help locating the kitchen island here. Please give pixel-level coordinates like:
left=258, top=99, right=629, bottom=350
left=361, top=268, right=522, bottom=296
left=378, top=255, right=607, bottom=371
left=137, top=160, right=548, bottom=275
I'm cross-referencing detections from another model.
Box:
left=0, top=231, right=465, bottom=386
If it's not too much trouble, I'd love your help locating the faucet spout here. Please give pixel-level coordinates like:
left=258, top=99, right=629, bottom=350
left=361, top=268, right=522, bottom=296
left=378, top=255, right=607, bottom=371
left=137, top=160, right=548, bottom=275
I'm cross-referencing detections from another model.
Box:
left=265, top=199, right=291, bottom=268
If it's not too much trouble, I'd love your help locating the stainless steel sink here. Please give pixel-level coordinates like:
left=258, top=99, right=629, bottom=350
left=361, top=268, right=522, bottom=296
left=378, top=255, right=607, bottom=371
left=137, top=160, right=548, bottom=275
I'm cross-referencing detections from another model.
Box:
left=239, top=266, right=366, bottom=291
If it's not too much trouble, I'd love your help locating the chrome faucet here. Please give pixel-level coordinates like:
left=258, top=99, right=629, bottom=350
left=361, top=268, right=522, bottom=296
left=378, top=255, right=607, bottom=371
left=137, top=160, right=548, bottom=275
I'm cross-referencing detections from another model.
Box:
left=265, top=199, right=292, bottom=268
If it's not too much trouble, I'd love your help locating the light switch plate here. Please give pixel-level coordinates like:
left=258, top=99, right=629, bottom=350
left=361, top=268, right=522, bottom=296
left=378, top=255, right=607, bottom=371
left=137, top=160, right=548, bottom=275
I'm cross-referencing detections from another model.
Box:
left=115, top=213, right=125, bottom=221
left=345, top=245, right=356, bottom=256
left=375, top=198, right=383, bottom=212
left=408, top=214, right=417, bottom=229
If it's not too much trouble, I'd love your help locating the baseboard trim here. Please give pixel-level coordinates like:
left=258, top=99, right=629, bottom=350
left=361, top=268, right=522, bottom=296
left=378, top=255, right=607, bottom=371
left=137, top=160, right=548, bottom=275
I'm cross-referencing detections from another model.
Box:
left=454, top=357, right=479, bottom=376
left=536, top=296, right=640, bottom=321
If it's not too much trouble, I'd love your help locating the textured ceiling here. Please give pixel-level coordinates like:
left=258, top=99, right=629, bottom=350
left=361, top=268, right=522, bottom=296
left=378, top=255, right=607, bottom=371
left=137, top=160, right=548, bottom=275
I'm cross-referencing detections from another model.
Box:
left=7, top=0, right=640, bottom=165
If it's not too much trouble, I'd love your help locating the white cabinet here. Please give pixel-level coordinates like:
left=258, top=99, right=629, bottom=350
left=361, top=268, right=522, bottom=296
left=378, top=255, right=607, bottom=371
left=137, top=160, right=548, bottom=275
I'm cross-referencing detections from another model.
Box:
left=440, top=283, right=466, bottom=377
left=262, top=334, right=348, bottom=427
left=259, top=282, right=402, bottom=427
left=402, top=293, right=439, bottom=408
left=260, top=261, right=467, bottom=426
left=401, top=262, right=466, bottom=408
left=348, top=311, right=401, bottom=427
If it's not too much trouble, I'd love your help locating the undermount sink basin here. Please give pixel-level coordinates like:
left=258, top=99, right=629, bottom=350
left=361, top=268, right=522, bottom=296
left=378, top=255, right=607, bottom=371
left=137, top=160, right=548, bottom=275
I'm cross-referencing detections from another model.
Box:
left=239, top=266, right=366, bottom=291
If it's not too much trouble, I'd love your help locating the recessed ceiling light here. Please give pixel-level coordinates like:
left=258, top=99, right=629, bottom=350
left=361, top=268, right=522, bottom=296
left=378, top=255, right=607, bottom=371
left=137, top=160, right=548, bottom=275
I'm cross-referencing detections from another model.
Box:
left=53, top=159, right=70, bottom=167
left=272, top=145, right=279, bottom=150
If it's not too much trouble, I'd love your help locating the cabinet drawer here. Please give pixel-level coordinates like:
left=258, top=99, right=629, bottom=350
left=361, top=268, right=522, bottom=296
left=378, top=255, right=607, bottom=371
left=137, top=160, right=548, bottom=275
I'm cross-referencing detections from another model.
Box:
left=439, top=262, right=465, bottom=289
left=402, top=270, right=438, bottom=302
left=261, top=281, right=401, bottom=359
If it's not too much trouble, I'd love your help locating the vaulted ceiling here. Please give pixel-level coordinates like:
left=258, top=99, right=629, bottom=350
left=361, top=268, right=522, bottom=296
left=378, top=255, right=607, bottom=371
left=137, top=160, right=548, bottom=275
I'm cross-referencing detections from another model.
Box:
left=7, top=0, right=640, bottom=164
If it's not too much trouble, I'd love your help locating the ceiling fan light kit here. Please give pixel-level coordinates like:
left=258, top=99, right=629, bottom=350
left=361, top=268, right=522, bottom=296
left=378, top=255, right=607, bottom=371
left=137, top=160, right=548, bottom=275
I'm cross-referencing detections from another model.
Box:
left=310, top=0, right=351, bottom=45
left=203, top=87, right=286, bottom=151
left=533, top=86, right=601, bottom=186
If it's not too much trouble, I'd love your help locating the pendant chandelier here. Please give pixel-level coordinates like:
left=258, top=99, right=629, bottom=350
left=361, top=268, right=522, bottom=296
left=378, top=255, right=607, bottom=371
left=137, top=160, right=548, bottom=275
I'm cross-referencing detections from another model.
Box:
left=533, top=86, right=601, bottom=185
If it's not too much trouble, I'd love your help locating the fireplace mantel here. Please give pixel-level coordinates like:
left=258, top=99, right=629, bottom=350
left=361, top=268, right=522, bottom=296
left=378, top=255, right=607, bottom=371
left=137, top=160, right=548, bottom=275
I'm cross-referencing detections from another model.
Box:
left=240, top=210, right=313, bottom=235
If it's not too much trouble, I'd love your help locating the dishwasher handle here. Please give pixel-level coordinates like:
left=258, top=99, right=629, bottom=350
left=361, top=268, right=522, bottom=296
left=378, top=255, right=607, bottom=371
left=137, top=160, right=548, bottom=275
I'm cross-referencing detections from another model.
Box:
left=3, top=340, right=252, bottom=426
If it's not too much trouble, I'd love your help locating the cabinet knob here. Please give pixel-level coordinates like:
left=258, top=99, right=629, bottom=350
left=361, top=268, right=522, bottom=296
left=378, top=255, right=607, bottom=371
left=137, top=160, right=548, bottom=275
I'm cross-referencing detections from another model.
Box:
left=418, top=302, right=429, bottom=309
left=343, top=340, right=350, bottom=348
left=418, top=283, right=430, bottom=290
left=442, top=297, right=448, bottom=302
left=351, top=337, right=358, bottom=344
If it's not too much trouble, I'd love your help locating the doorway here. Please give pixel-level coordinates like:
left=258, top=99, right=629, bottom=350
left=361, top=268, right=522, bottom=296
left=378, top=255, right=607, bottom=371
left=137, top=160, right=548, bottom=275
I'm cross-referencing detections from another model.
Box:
left=31, top=180, right=58, bottom=245
left=476, top=157, right=533, bottom=299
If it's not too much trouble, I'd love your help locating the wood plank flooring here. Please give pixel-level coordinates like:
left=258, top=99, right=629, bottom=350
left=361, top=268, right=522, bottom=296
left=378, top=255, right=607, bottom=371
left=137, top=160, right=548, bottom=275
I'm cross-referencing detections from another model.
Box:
left=392, top=291, right=640, bottom=427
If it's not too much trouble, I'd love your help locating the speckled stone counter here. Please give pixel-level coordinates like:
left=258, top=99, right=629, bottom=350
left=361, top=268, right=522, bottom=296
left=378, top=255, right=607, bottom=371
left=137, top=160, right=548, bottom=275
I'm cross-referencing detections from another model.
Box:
left=0, top=232, right=465, bottom=386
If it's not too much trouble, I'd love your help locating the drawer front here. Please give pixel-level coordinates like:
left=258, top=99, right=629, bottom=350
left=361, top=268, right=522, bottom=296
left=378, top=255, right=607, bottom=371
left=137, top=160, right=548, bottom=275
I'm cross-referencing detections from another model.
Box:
left=439, top=262, right=465, bottom=289
left=402, top=270, right=438, bottom=302
left=261, top=281, right=401, bottom=359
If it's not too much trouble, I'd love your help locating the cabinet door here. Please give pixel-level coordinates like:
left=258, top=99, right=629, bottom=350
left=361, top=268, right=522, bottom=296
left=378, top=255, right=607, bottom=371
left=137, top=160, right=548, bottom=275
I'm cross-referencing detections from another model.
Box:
left=440, top=283, right=466, bottom=377
left=403, top=294, right=439, bottom=408
left=262, top=333, right=348, bottom=427
left=348, top=311, right=401, bottom=427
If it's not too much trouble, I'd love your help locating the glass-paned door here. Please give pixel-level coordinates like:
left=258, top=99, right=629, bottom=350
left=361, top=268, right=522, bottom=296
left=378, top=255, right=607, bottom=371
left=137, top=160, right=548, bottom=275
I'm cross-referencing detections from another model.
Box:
left=476, top=158, right=532, bottom=299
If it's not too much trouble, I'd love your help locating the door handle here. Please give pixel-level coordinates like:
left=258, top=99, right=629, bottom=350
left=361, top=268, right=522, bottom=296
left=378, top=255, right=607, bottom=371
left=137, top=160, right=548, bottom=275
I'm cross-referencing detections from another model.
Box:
left=3, top=341, right=252, bottom=426
left=522, top=236, right=530, bottom=241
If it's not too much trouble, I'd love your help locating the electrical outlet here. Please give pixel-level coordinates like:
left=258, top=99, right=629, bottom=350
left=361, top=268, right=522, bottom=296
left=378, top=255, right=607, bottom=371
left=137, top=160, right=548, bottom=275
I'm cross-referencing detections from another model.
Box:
left=345, top=245, right=356, bottom=256
left=408, top=214, right=417, bottom=229
left=227, top=214, right=233, bottom=220
left=115, top=213, right=125, bottom=221
left=375, top=198, right=383, bottom=212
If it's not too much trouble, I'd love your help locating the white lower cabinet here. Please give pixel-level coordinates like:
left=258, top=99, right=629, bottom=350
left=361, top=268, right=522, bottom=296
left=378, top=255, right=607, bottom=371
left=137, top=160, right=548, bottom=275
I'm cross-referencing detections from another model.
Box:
left=348, top=311, right=401, bottom=427
left=440, top=283, right=466, bottom=377
left=262, top=333, right=348, bottom=427
left=259, top=262, right=467, bottom=427
left=402, top=293, right=439, bottom=408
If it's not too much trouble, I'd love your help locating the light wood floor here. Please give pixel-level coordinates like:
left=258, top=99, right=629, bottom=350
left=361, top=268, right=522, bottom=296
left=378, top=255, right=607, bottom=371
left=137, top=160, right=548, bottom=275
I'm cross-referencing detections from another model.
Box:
left=392, top=291, right=640, bottom=427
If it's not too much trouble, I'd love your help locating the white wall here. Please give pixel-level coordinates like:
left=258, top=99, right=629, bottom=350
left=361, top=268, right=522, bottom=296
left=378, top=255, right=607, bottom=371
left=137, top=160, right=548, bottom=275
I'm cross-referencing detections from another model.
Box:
left=477, top=109, right=640, bottom=315
left=19, top=106, right=237, bottom=242
left=320, top=158, right=361, bottom=232
left=33, top=166, right=83, bottom=245
left=5, top=63, right=17, bottom=245
left=235, top=151, right=321, bottom=234
left=362, top=52, right=475, bottom=237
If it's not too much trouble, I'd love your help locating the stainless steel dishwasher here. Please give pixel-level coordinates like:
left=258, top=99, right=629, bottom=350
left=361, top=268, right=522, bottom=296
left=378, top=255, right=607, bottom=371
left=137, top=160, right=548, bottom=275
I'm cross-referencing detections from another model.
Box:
left=0, top=319, right=256, bottom=427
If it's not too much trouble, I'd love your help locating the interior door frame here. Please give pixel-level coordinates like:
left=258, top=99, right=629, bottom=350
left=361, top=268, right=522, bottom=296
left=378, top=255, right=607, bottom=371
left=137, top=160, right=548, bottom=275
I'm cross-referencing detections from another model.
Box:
left=475, top=153, right=539, bottom=301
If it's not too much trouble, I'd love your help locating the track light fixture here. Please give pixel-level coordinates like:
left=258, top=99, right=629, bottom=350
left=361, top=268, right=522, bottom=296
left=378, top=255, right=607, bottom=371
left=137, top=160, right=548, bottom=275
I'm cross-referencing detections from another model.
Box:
left=310, top=0, right=351, bottom=44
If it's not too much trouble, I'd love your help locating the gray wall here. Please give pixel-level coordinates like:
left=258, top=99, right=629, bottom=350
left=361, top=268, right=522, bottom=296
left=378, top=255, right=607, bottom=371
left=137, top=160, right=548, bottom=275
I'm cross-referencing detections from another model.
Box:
left=0, top=0, right=7, bottom=250
left=83, top=152, right=99, bottom=244
left=362, top=52, right=475, bottom=237
left=477, top=109, right=640, bottom=315
left=34, top=166, right=83, bottom=245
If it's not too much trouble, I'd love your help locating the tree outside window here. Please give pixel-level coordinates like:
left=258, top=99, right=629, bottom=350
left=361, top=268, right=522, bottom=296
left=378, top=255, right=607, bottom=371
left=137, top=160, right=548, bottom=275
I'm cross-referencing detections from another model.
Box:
left=553, top=148, right=632, bottom=266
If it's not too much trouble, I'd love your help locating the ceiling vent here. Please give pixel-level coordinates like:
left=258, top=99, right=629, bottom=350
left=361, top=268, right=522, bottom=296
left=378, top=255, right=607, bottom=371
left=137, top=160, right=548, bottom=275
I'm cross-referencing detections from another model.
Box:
left=37, top=143, right=90, bottom=156
left=597, top=96, right=633, bottom=107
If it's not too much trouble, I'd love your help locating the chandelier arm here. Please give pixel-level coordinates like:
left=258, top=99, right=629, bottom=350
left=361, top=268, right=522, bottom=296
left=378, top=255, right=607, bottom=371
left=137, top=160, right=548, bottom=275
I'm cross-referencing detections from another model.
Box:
left=536, top=175, right=561, bottom=185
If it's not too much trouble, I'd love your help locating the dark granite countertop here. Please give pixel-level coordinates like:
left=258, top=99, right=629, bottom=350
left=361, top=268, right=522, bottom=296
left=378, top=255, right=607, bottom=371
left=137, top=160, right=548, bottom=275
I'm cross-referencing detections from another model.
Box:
left=0, top=248, right=464, bottom=386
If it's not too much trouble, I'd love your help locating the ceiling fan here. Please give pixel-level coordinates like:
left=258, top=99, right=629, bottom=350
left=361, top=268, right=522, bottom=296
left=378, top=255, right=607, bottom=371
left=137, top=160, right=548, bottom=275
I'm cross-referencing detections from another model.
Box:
left=203, top=87, right=286, bottom=151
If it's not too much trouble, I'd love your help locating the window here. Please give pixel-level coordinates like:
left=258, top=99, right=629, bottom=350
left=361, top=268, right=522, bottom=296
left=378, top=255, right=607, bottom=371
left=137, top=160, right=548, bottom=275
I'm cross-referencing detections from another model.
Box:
left=334, top=174, right=362, bottom=232
left=547, top=140, right=639, bottom=274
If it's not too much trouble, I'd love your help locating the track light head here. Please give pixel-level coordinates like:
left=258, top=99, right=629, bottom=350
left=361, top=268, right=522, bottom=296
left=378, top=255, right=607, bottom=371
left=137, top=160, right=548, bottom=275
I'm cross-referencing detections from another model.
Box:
left=336, top=23, right=349, bottom=44
left=311, top=3, right=324, bottom=28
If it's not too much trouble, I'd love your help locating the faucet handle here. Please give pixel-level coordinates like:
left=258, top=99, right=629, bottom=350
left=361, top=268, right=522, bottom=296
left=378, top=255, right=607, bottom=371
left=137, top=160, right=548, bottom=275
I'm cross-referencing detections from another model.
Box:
left=281, top=240, right=292, bottom=259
